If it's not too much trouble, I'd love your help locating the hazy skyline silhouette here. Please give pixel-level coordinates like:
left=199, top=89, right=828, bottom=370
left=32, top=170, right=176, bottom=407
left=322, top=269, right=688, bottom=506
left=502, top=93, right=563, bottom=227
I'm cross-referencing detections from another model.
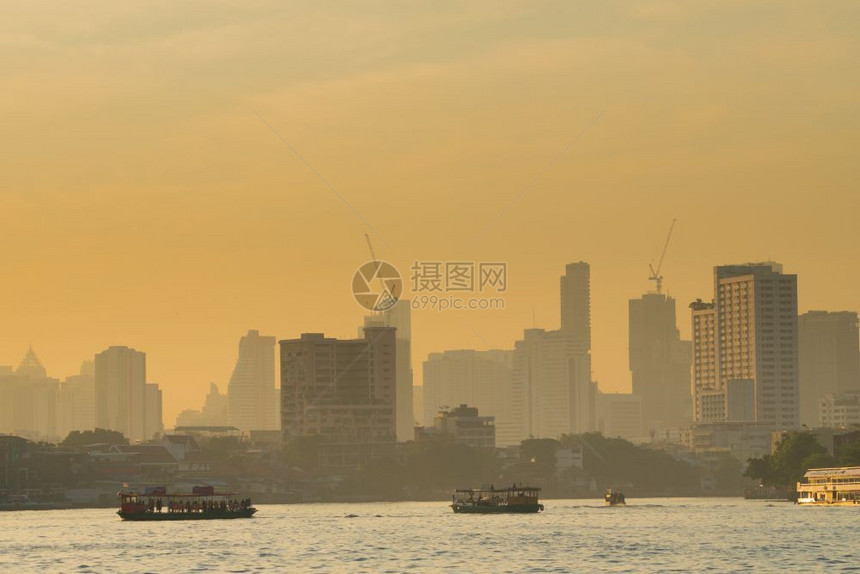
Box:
left=1, top=2, right=859, bottom=425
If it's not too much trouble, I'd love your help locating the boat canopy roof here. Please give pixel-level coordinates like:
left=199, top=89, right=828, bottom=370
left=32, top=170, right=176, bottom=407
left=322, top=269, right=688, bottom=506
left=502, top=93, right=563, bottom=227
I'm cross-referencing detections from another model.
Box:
left=454, top=486, right=541, bottom=493
left=803, top=466, right=860, bottom=479
left=120, top=492, right=238, bottom=498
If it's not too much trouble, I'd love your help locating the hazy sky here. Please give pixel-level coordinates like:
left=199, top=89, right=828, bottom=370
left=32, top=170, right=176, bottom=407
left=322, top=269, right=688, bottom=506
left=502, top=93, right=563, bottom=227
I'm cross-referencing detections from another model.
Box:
left=2, top=1, right=859, bottom=425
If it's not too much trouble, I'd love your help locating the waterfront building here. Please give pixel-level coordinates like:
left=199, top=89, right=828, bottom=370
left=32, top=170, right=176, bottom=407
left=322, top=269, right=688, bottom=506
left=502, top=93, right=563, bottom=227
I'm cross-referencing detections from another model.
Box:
left=819, top=391, right=860, bottom=429
left=280, top=328, right=397, bottom=469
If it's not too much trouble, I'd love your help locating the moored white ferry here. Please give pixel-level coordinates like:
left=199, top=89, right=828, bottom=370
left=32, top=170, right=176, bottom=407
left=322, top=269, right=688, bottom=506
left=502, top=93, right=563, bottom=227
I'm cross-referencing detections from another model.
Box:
left=796, top=466, right=860, bottom=506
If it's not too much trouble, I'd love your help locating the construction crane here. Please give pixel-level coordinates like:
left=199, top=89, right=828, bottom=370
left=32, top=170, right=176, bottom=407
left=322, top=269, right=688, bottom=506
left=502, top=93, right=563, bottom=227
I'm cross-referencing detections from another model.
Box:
left=364, top=233, right=378, bottom=266
left=648, top=219, right=677, bottom=294
left=364, top=233, right=385, bottom=315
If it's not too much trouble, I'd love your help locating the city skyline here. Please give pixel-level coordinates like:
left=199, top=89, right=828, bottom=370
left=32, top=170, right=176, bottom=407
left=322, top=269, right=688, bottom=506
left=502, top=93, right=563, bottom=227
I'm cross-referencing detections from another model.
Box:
left=3, top=3, right=860, bottom=426
left=3, top=2, right=860, bottom=570
left=2, top=252, right=859, bottom=427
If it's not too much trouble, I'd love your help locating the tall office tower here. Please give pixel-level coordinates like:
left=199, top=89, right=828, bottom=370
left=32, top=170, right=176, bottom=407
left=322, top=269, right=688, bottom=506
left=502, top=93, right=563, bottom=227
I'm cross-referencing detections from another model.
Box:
left=227, top=330, right=278, bottom=431
left=58, top=360, right=96, bottom=437
left=280, top=328, right=396, bottom=440
left=0, top=348, right=60, bottom=441
left=629, top=293, right=693, bottom=433
left=512, top=329, right=596, bottom=442
left=691, top=263, right=799, bottom=428
left=508, top=263, right=597, bottom=442
left=95, top=346, right=147, bottom=442
left=280, top=328, right=396, bottom=467
left=560, top=262, right=591, bottom=351
left=362, top=300, right=414, bottom=442
left=144, top=383, right=163, bottom=440
left=422, top=349, right=516, bottom=445
left=799, top=311, right=860, bottom=426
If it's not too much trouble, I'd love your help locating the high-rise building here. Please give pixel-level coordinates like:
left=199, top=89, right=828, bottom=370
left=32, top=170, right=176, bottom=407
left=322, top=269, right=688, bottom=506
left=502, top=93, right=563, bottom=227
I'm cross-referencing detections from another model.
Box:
left=422, top=349, right=516, bottom=445
left=629, top=293, right=693, bottom=433
left=280, top=327, right=396, bottom=446
left=799, top=311, right=860, bottom=426
left=560, top=262, right=591, bottom=351
left=0, top=348, right=60, bottom=441
left=144, top=383, right=163, bottom=440
left=512, top=328, right=596, bottom=442
left=691, top=263, right=799, bottom=428
left=95, top=346, right=147, bottom=442
left=361, top=300, right=414, bottom=442
left=227, top=330, right=278, bottom=431
left=509, top=263, right=597, bottom=442
left=58, top=360, right=96, bottom=438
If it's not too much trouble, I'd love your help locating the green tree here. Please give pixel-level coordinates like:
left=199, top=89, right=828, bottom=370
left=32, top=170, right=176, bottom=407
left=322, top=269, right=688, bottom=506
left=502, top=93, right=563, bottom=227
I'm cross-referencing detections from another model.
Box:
left=520, top=438, right=559, bottom=470
left=745, top=431, right=828, bottom=487
left=837, top=440, right=860, bottom=466
left=577, top=432, right=699, bottom=492
left=61, top=428, right=128, bottom=448
left=744, top=455, right=776, bottom=485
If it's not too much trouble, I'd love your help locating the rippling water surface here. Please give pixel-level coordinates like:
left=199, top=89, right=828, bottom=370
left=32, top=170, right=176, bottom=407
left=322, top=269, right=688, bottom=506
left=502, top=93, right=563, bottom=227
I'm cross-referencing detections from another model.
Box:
left=1, top=498, right=858, bottom=572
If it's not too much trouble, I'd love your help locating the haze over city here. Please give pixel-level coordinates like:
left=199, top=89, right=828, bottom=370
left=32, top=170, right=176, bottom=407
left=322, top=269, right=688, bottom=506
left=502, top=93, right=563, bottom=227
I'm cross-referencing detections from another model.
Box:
left=2, top=2, right=859, bottom=424
left=2, top=3, right=860, bottom=571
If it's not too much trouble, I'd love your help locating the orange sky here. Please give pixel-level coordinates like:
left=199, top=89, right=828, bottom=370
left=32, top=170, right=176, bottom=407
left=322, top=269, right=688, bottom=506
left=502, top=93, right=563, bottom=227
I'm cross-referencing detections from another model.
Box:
left=2, top=2, right=859, bottom=425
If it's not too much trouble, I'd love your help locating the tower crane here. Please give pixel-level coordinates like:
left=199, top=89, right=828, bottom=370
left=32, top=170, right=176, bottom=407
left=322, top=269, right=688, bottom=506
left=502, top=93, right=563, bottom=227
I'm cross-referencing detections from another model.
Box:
left=648, top=219, right=677, bottom=294
left=364, top=233, right=379, bottom=265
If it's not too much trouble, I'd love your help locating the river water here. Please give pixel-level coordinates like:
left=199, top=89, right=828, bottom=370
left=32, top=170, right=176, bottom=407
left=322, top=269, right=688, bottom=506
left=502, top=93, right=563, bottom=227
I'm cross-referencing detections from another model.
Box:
left=1, top=498, right=857, bottom=572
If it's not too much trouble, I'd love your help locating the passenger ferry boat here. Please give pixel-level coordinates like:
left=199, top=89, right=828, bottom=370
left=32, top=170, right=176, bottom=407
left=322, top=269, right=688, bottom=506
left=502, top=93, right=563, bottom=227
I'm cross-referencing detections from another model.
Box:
left=796, top=466, right=860, bottom=506
left=451, top=486, right=544, bottom=514
left=604, top=489, right=626, bottom=506
left=118, top=486, right=257, bottom=521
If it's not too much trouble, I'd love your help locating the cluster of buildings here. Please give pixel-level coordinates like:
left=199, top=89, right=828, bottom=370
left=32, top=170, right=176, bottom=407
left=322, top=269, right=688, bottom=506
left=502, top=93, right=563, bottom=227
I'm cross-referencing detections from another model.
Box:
left=422, top=261, right=860, bottom=464
left=3, top=259, right=860, bottom=476
left=0, top=347, right=163, bottom=443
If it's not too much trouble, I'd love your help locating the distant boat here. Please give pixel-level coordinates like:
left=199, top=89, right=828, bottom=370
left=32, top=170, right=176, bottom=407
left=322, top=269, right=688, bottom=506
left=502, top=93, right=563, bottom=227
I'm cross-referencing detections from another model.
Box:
left=604, top=489, right=626, bottom=506
left=796, top=466, right=860, bottom=506
left=451, top=486, right=544, bottom=514
left=117, top=486, right=257, bottom=521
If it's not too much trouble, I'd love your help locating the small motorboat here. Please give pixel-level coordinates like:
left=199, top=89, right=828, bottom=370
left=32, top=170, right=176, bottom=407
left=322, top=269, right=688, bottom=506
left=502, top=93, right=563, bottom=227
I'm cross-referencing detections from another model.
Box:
left=605, top=489, right=626, bottom=506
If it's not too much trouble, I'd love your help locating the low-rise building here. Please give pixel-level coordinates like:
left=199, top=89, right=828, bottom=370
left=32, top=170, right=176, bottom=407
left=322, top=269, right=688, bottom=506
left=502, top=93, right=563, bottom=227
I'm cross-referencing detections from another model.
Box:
left=433, top=404, right=495, bottom=449
left=819, top=391, right=860, bottom=429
